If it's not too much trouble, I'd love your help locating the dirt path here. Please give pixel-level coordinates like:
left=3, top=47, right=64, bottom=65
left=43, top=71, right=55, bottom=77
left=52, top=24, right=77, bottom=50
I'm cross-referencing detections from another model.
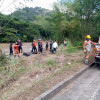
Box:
left=0, top=43, right=86, bottom=100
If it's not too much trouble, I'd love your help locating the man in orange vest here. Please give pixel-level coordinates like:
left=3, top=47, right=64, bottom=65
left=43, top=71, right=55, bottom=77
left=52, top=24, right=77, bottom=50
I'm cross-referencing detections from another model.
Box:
left=32, top=40, right=37, bottom=54
left=83, top=35, right=95, bottom=64
left=14, top=42, right=19, bottom=57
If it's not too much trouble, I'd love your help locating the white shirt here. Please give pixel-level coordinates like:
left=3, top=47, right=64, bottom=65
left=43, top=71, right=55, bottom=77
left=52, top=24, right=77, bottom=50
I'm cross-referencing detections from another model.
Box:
left=85, top=40, right=91, bottom=51
left=52, top=42, right=58, bottom=48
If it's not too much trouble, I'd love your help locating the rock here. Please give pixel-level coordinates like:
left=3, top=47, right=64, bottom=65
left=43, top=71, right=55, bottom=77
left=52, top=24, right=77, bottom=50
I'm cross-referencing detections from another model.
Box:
left=68, top=62, right=71, bottom=65
left=35, top=74, right=39, bottom=78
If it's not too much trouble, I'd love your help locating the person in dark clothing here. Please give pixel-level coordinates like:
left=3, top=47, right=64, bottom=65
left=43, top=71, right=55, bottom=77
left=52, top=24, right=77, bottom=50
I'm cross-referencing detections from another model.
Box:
left=50, top=41, right=52, bottom=50
left=38, top=40, right=41, bottom=52
left=18, top=40, right=23, bottom=53
left=40, top=42, right=43, bottom=53
left=46, top=41, right=48, bottom=50
left=9, top=43, right=13, bottom=56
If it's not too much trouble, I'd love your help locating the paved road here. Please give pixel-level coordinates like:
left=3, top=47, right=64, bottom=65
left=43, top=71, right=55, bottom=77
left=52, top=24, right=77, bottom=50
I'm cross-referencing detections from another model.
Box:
left=52, top=67, right=100, bottom=100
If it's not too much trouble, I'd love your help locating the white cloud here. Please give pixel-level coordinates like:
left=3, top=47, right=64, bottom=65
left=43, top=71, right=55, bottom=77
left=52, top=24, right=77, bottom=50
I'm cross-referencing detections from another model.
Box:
left=0, top=0, right=57, bottom=14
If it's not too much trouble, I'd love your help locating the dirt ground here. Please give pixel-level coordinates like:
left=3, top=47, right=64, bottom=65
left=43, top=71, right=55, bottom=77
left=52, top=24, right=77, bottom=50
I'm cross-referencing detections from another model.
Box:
left=0, top=42, right=87, bottom=100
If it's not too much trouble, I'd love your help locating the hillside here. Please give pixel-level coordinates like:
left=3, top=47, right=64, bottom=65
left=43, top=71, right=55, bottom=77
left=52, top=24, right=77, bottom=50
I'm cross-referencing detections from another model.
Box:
left=10, top=7, right=52, bottom=22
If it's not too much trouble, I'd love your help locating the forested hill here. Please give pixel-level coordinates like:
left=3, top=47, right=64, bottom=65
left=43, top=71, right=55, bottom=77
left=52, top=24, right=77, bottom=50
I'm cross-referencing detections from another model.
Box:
left=0, top=0, right=100, bottom=43
left=10, top=7, right=52, bottom=21
left=0, top=7, right=54, bottom=43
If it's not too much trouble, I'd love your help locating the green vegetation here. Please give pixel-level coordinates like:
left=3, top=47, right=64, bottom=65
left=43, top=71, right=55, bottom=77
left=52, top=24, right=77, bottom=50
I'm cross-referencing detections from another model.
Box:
left=10, top=7, right=51, bottom=22
left=0, top=52, right=8, bottom=67
left=0, top=0, right=100, bottom=43
left=47, top=59, right=54, bottom=67
left=0, top=59, right=28, bottom=89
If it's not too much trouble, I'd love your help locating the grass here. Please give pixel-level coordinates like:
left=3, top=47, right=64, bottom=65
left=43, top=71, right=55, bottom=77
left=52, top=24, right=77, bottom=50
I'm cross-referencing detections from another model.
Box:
left=34, top=61, right=46, bottom=68
left=46, top=59, right=54, bottom=67
left=0, top=53, right=8, bottom=67
left=0, top=58, right=28, bottom=89
left=10, top=66, right=28, bottom=78
left=58, top=40, right=83, bottom=56
left=34, top=59, right=55, bottom=69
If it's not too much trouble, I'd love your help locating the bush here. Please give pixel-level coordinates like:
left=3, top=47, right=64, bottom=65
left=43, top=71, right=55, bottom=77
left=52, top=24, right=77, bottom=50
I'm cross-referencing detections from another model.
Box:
left=0, top=50, right=8, bottom=67
left=47, top=59, right=54, bottom=66
left=58, top=40, right=82, bottom=54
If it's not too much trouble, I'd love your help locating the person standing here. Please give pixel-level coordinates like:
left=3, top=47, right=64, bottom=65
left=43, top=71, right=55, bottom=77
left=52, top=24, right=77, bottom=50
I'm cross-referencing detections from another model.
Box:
left=52, top=40, right=58, bottom=54
left=83, top=35, right=95, bottom=64
left=18, top=40, right=23, bottom=53
left=64, top=40, right=67, bottom=47
left=32, top=40, right=37, bottom=54
left=38, top=39, right=41, bottom=52
left=40, top=42, right=43, bottom=53
left=9, top=43, right=13, bottom=56
left=46, top=41, right=48, bottom=50
left=14, top=42, right=19, bottom=57
left=50, top=41, right=52, bottom=50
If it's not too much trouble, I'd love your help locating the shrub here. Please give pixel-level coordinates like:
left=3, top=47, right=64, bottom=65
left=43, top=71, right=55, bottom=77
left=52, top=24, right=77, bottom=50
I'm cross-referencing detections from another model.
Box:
left=0, top=50, right=8, bottom=67
left=47, top=59, right=54, bottom=66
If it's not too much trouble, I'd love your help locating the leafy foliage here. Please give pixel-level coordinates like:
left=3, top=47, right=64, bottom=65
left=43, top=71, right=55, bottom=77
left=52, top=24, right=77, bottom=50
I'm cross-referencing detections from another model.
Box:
left=0, top=0, right=100, bottom=43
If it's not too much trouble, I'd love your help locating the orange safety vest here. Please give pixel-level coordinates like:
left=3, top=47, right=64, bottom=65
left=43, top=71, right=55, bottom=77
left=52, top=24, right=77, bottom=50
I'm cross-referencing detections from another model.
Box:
left=14, top=45, right=19, bottom=54
left=33, top=42, right=36, bottom=46
left=14, top=45, right=19, bottom=50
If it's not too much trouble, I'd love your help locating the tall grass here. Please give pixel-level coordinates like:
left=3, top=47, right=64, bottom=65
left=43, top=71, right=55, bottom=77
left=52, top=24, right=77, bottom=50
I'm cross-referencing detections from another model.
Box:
left=58, top=40, right=83, bottom=55
left=0, top=59, right=28, bottom=89
left=67, top=41, right=82, bottom=53
left=47, top=59, right=54, bottom=67
left=0, top=53, right=8, bottom=67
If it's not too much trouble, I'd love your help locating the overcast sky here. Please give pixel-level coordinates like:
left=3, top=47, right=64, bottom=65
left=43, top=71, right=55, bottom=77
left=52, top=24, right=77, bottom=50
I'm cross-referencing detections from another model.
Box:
left=0, top=0, right=58, bottom=14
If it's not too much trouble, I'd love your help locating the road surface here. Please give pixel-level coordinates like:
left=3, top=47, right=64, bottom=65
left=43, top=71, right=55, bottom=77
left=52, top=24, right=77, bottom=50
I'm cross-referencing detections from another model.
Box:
left=52, top=67, right=100, bottom=100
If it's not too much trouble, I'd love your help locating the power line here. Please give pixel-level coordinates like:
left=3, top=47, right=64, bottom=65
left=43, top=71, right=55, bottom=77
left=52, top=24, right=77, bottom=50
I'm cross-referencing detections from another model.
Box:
left=0, top=0, right=17, bottom=34
left=0, top=0, right=32, bottom=34
left=0, top=18, right=13, bottom=33
left=0, top=1, right=14, bottom=13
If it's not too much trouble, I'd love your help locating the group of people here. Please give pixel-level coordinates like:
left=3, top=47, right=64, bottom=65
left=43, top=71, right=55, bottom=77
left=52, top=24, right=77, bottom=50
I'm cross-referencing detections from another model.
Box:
left=31, top=39, right=58, bottom=54
left=9, top=40, right=22, bottom=57
left=9, top=35, right=95, bottom=64
left=9, top=39, right=59, bottom=57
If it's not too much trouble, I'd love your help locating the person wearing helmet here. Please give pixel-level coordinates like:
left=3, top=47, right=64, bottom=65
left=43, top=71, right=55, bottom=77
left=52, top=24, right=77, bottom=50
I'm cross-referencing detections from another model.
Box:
left=83, top=35, right=96, bottom=64
left=32, top=40, right=37, bottom=54
left=14, top=42, right=20, bottom=57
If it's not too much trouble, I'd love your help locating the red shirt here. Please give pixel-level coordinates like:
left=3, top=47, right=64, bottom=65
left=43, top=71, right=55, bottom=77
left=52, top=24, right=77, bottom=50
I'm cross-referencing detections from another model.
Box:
left=33, top=42, right=36, bottom=46
left=14, top=45, right=19, bottom=50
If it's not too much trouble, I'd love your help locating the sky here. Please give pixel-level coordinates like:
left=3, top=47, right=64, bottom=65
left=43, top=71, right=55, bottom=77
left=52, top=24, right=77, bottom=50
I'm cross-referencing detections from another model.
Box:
left=0, top=0, right=58, bottom=14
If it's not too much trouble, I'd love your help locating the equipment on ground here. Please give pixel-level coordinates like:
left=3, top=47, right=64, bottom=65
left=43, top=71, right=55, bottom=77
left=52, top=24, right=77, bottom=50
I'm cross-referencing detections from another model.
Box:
left=23, top=52, right=32, bottom=57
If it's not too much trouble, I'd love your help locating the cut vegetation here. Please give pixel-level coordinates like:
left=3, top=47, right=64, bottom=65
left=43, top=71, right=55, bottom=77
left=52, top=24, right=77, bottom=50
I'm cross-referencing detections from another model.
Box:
left=0, top=43, right=88, bottom=100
